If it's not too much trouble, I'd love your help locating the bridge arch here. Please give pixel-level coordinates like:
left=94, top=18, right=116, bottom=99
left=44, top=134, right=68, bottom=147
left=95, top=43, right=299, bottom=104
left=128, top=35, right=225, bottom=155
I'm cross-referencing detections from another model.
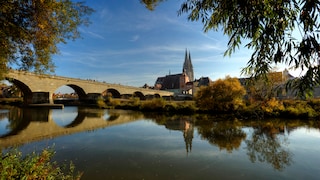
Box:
left=6, top=78, right=33, bottom=104
left=103, top=88, right=121, bottom=98
left=52, top=107, right=86, bottom=128
left=65, top=84, right=87, bottom=100
left=133, top=91, right=146, bottom=100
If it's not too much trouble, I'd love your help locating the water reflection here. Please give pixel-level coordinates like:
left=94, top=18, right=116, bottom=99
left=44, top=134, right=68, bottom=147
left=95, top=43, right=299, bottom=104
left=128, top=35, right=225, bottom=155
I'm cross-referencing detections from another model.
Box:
left=245, top=125, right=292, bottom=171
left=148, top=113, right=319, bottom=172
left=196, top=119, right=246, bottom=153
left=154, top=115, right=194, bottom=153
left=0, top=109, right=10, bottom=136
left=0, top=107, right=142, bottom=148
left=0, top=107, right=319, bottom=176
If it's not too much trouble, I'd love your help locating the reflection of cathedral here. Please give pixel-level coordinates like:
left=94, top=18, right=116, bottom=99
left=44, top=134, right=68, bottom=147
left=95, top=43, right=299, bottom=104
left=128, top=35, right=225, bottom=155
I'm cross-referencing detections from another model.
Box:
left=164, top=117, right=194, bottom=154
left=183, top=120, right=194, bottom=154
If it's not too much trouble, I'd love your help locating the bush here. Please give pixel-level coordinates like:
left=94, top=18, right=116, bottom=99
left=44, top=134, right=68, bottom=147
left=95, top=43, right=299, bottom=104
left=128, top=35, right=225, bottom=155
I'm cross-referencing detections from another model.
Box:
left=108, top=97, right=121, bottom=107
left=194, top=76, right=246, bottom=112
left=282, top=100, right=318, bottom=118
left=261, top=98, right=284, bottom=116
left=0, top=148, right=81, bottom=180
left=140, top=98, right=166, bottom=111
left=96, top=97, right=107, bottom=108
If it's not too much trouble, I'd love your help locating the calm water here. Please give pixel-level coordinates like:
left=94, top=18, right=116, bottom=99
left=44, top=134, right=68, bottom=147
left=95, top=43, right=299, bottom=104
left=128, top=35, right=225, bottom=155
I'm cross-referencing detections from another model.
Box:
left=0, top=106, right=320, bottom=180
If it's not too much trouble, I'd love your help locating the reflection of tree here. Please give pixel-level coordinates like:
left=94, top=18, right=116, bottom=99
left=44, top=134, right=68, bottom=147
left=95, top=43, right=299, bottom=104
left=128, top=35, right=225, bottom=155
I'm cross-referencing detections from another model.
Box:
left=245, top=124, right=292, bottom=171
left=1, top=107, right=30, bottom=137
left=197, top=120, right=246, bottom=153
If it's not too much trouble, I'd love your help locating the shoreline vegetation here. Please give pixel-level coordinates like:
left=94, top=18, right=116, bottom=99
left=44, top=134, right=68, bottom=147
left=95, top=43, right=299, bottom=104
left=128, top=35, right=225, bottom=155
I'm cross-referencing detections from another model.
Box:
left=0, top=147, right=82, bottom=180
left=96, top=97, right=320, bottom=120
left=1, top=97, right=320, bottom=120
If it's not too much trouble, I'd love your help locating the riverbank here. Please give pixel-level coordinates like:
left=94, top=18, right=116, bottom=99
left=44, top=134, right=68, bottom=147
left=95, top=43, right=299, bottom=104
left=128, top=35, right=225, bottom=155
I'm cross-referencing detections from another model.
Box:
left=97, top=97, right=320, bottom=120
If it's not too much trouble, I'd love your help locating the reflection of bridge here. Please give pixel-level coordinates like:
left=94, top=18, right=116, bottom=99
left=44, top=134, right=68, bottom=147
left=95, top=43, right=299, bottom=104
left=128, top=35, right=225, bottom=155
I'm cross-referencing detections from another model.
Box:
left=5, top=70, right=174, bottom=104
left=0, top=108, right=143, bottom=148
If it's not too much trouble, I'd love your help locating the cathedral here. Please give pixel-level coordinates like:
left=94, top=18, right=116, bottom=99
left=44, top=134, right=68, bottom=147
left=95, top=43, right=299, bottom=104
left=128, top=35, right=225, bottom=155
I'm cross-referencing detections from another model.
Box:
left=154, top=49, right=194, bottom=95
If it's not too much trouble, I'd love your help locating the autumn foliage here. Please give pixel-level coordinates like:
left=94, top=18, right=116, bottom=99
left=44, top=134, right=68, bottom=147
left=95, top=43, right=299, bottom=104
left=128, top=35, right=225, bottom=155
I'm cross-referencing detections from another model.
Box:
left=195, top=76, right=246, bottom=112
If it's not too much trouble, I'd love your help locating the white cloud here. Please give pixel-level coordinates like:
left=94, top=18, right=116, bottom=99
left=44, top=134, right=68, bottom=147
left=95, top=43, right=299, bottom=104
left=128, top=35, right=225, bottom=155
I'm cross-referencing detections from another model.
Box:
left=130, top=35, right=140, bottom=42
left=87, top=31, right=105, bottom=39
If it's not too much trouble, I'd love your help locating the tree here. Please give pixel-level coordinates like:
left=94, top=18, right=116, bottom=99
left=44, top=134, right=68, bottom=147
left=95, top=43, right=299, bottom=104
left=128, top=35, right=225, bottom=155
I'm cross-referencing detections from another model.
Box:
left=245, top=70, right=285, bottom=101
left=0, top=0, right=94, bottom=79
left=140, top=0, right=165, bottom=10
left=194, top=76, right=246, bottom=112
left=141, top=0, right=320, bottom=97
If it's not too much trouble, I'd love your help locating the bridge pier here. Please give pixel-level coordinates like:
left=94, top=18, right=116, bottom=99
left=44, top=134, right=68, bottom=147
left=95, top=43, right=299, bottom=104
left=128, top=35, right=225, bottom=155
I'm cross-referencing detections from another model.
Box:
left=85, top=93, right=102, bottom=104
left=31, top=92, right=50, bottom=104
left=31, top=92, right=54, bottom=104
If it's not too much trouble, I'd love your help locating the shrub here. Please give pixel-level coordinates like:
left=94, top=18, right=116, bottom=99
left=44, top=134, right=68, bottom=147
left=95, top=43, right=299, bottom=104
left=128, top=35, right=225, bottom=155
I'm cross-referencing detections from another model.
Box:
left=307, top=99, right=320, bottom=112
left=96, top=97, right=107, bottom=108
left=194, top=76, right=246, bottom=112
left=261, top=98, right=284, bottom=116
left=140, top=98, right=166, bottom=111
left=108, top=97, right=121, bottom=107
left=0, top=148, right=81, bottom=180
left=282, top=101, right=318, bottom=118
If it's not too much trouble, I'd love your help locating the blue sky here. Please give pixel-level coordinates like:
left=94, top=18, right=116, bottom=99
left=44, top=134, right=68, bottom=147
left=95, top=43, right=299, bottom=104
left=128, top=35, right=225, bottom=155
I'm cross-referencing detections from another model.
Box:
left=52, top=0, right=264, bottom=89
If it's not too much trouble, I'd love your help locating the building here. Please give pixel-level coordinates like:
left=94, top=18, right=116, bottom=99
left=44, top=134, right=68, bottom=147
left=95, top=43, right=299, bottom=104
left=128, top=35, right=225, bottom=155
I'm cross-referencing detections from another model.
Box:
left=154, top=49, right=212, bottom=97
left=238, top=69, right=297, bottom=99
left=192, top=77, right=212, bottom=95
left=154, top=49, right=194, bottom=95
left=183, top=50, right=194, bottom=82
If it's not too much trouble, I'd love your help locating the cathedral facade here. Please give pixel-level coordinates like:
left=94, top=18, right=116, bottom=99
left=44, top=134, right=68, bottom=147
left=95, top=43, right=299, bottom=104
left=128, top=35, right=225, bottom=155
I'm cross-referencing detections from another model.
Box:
left=154, top=49, right=194, bottom=95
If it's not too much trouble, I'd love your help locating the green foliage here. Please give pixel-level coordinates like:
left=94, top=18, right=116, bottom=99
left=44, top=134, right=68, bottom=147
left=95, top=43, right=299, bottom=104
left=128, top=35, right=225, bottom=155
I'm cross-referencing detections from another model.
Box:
left=0, top=0, right=94, bottom=78
left=0, top=148, right=81, bottom=180
left=307, top=99, right=320, bottom=111
left=180, top=0, right=320, bottom=96
left=282, top=100, right=318, bottom=118
left=140, top=0, right=166, bottom=10
left=195, top=76, right=246, bottom=112
left=241, top=99, right=319, bottom=119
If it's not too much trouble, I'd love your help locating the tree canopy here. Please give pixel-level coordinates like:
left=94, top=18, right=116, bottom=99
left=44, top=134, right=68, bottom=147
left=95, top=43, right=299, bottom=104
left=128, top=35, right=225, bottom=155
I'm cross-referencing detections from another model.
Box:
left=141, top=0, right=320, bottom=97
left=0, top=0, right=93, bottom=79
left=195, top=76, right=246, bottom=112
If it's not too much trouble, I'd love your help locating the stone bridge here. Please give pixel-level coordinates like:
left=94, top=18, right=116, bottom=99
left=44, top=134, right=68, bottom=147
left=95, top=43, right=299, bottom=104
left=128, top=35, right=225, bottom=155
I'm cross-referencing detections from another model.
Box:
left=5, top=70, right=174, bottom=104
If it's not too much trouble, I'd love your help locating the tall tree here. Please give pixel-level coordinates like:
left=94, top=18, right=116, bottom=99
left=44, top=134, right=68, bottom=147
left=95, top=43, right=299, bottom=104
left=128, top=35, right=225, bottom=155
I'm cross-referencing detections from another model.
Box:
left=141, top=0, right=320, bottom=97
left=0, top=0, right=94, bottom=79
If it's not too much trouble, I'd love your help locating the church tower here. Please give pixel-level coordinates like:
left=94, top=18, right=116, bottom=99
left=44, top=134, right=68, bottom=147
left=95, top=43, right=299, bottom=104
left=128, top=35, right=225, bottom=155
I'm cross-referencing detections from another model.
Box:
left=183, top=49, right=194, bottom=81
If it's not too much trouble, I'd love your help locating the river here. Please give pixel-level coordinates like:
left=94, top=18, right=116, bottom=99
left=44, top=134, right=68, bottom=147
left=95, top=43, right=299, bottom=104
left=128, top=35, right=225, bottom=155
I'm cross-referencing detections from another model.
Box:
left=0, top=106, right=319, bottom=180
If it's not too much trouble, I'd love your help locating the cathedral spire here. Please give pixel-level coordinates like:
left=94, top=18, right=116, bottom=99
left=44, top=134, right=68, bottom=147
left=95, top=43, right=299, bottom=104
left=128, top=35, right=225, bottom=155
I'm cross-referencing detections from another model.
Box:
left=183, top=49, right=194, bottom=81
